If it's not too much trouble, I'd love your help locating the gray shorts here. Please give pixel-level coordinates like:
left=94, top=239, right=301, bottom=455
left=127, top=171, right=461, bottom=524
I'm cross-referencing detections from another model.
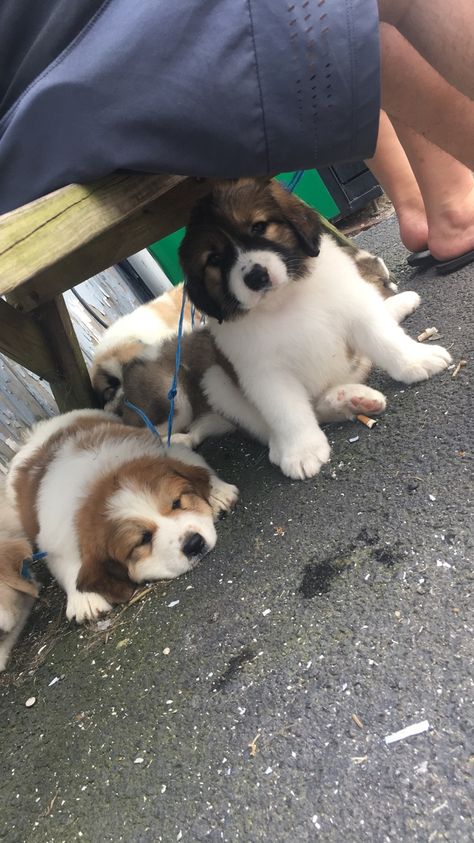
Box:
left=0, top=0, right=380, bottom=213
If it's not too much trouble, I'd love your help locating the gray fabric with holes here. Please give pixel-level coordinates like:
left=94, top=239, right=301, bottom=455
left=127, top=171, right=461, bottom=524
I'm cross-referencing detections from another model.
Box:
left=0, top=0, right=380, bottom=213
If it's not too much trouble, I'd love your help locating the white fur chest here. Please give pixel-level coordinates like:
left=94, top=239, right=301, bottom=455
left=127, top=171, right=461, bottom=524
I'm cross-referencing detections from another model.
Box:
left=211, top=239, right=360, bottom=398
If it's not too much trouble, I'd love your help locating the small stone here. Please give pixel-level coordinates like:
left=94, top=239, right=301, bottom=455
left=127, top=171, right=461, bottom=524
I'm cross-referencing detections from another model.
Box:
left=348, top=436, right=359, bottom=444
left=25, top=697, right=36, bottom=708
left=163, top=647, right=170, bottom=655
left=167, top=600, right=180, bottom=608
left=134, top=757, right=144, bottom=764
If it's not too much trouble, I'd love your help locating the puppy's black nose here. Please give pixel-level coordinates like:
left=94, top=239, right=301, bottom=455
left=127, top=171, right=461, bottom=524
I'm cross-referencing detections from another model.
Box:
left=243, top=264, right=269, bottom=291
left=182, top=533, right=207, bottom=559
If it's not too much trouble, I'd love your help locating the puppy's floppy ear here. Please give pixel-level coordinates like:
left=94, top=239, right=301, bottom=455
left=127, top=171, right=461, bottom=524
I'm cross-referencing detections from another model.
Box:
left=168, top=459, right=212, bottom=502
left=269, top=180, right=321, bottom=257
left=183, top=274, right=224, bottom=323
left=76, top=557, right=135, bottom=605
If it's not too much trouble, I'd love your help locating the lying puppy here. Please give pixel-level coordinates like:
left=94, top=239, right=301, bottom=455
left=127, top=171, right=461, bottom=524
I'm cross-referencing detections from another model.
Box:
left=6, top=410, right=238, bottom=622
left=179, top=178, right=452, bottom=479
left=0, top=478, right=39, bottom=670
left=91, top=284, right=200, bottom=412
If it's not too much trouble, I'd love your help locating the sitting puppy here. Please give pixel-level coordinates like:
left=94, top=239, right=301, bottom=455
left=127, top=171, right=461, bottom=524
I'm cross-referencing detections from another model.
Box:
left=179, top=178, right=452, bottom=479
left=6, top=410, right=238, bottom=622
left=91, top=284, right=200, bottom=412
left=0, top=478, right=39, bottom=670
left=118, top=242, right=398, bottom=448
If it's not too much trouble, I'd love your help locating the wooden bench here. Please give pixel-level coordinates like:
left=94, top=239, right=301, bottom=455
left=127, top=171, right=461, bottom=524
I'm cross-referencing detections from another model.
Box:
left=0, top=174, right=209, bottom=411
left=0, top=173, right=353, bottom=413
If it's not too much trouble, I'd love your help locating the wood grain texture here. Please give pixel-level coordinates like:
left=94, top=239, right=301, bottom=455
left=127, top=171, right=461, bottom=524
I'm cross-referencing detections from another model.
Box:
left=0, top=174, right=208, bottom=310
left=34, top=296, right=96, bottom=411
left=0, top=298, right=58, bottom=380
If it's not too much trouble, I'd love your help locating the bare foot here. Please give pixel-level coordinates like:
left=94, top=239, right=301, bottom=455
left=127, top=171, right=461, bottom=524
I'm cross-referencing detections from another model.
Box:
left=397, top=205, right=429, bottom=253
left=427, top=182, right=474, bottom=261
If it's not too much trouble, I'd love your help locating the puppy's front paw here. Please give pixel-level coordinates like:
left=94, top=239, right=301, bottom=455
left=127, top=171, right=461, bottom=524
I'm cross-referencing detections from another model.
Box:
left=170, top=432, right=194, bottom=449
left=209, top=476, right=239, bottom=517
left=0, top=605, right=16, bottom=635
left=394, top=344, right=452, bottom=383
left=66, top=591, right=112, bottom=623
left=272, top=433, right=331, bottom=480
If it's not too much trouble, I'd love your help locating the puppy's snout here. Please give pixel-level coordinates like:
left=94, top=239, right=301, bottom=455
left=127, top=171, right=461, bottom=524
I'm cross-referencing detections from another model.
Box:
left=182, top=532, right=207, bottom=559
left=243, top=264, right=270, bottom=292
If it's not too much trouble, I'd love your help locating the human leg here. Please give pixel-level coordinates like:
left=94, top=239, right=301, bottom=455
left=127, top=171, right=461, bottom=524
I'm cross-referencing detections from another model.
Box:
left=390, top=119, right=474, bottom=262
left=378, top=0, right=474, bottom=101
left=380, top=24, right=474, bottom=172
left=365, top=111, right=428, bottom=253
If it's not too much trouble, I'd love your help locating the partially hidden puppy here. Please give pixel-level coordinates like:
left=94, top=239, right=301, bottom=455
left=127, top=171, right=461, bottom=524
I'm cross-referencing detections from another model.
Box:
left=119, top=328, right=236, bottom=448
left=6, top=410, right=238, bottom=623
left=91, top=284, right=200, bottom=412
left=179, top=178, right=452, bottom=479
left=0, top=477, right=39, bottom=670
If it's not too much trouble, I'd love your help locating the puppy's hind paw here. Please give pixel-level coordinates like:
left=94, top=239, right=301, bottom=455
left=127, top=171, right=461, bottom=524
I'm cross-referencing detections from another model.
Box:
left=209, top=476, right=239, bottom=517
left=66, top=591, right=112, bottom=623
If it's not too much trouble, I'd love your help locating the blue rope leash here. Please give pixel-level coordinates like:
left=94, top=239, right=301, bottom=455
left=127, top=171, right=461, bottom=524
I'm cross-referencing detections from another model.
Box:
left=167, top=284, right=188, bottom=446
left=21, top=551, right=48, bottom=580
left=123, top=399, right=163, bottom=444
left=285, top=169, right=305, bottom=193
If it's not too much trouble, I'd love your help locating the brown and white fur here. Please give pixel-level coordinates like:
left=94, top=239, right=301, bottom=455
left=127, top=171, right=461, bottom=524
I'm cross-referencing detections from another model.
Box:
left=116, top=238, right=398, bottom=449
left=91, top=284, right=200, bottom=412
left=6, top=410, right=238, bottom=623
left=179, top=178, right=452, bottom=480
left=119, top=328, right=236, bottom=448
left=0, top=478, right=39, bottom=670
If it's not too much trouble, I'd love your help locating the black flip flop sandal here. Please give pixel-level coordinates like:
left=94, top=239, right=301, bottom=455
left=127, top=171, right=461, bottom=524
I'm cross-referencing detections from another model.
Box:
left=407, top=249, right=436, bottom=268
left=407, top=247, right=474, bottom=274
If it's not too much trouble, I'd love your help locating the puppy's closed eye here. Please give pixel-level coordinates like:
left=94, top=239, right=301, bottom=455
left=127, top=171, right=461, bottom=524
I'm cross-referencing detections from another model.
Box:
left=136, top=530, right=153, bottom=547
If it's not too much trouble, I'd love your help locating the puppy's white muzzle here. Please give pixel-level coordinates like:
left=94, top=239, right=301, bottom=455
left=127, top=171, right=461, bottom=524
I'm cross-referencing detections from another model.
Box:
left=229, top=249, right=288, bottom=310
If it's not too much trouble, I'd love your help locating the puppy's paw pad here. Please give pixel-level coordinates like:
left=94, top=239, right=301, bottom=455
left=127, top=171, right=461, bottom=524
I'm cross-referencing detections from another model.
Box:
left=209, top=478, right=239, bottom=515
left=66, top=592, right=112, bottom=624
left=348, top=390, right=386, bottom=415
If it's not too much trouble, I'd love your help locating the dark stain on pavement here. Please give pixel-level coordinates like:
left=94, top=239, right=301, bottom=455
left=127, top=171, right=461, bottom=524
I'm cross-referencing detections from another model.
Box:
left=300, top=529, right=403, bottom=597
left=212, top=646, right=257, bottom=691
left=299, top=552, right=352, bottom=598
left=356, top=527, right=380, bottom=546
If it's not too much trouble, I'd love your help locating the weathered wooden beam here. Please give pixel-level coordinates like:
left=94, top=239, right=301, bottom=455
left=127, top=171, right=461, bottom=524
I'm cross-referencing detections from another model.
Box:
left=34, top=296, right=96, bottom=412
left=0, top=298, right=58, bottom=380
left=0, top=174, right=208, bottom=311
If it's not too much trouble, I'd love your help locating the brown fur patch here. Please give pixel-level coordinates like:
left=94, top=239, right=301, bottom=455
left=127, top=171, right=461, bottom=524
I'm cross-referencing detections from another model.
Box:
left=0, top=538, right=39, bottom=597
left=11, top=416, right=124, bottom=544
left=75, top=455, right=211, bottom=603
left=121, top=328, right=225, bottom=428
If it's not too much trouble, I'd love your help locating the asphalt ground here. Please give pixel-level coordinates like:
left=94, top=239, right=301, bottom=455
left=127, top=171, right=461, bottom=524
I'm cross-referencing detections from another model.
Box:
left=0, top=216, right=472, bottom=843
